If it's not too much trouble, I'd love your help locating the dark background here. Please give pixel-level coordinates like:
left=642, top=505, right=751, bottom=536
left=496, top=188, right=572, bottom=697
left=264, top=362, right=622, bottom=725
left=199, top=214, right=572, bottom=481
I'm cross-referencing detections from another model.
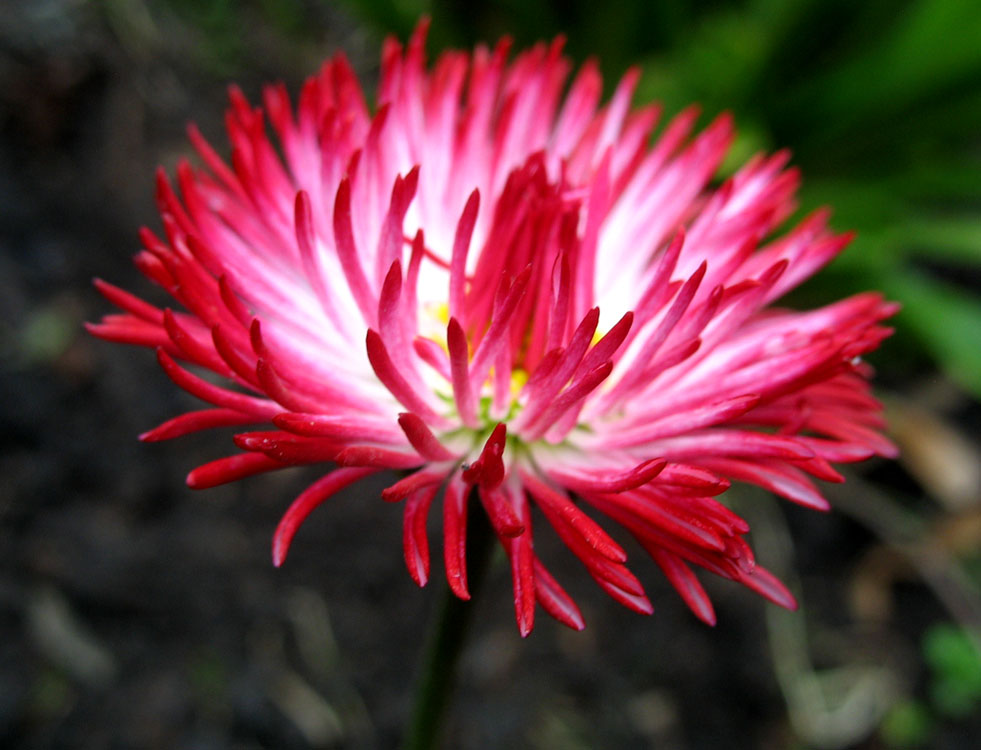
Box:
left=2, top=1, right=979, bottom=748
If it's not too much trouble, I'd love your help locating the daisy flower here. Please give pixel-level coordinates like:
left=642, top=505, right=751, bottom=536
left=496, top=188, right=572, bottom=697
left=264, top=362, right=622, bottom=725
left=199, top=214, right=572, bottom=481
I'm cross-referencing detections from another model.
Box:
left=90, top=21, right=896, bottom=636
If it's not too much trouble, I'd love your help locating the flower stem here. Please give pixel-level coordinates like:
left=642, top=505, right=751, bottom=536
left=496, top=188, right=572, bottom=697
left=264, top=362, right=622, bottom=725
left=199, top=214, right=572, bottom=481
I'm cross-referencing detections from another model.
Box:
left=403, top=498, right=496, bottom=750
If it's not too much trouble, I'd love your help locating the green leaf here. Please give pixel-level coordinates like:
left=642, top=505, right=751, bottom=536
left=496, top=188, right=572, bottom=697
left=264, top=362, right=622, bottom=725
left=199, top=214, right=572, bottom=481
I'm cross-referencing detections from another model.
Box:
left=336, top=0, right=432, bottom=40
left=923, top=624, right=981, bottom=693
left=904, top=217, right=981, bottom=264
left=781, top=0, right=981, bottom=131
left=886, top=271, right=981, bottom=398
left=880, top=699, right=934, bottom=748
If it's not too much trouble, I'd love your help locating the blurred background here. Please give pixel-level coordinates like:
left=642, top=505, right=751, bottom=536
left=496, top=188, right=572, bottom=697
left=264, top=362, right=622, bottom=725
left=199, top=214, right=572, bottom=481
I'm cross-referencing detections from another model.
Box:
left=2, top=0, right=979, bottom=747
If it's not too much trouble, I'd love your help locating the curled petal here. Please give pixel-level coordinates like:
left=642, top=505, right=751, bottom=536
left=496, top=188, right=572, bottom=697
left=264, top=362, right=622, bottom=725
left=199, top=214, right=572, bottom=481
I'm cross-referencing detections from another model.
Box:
left=334, top=446, right=425, bottom=469
left=447, top=318, right=478, bottom=428
left=381, top=467, right=448, bottom=503
left=273, top=467, right=379, bottom=566
left=477, top=484, right=524, bottom=538
left=274, top=412, right=404, bottom=443
left=520, top=469, right=627, bottom=562
left=397, top=413, right=459, bottom=461
left=186, top=452, right=285, bottom=489
left=93, top=278, right=164, bottom=324
left=739, top=565, right=797, bottom=611
left=534, top=559, right=585, bottom=631
left=443, top=476, right=471, bottom=600
left=649, top=549, right=716, bottom=626
left=156, top=349, right=279, bottom=418
left=403, top=486, right=440, bottom=586
left=702, top=457, right=831, bottom=511
left=449, top=190, right=480, bottom=321
left=332, top=178, right=378, bottom=326
left=140, top=408, right=260, bottom=442
left=497, top=488, right=536, bottom=637
left=365, top=330, right=449, bottom=427
left=462, top=423, right=508, bottom=490
left=546, top=458, right=667, bottom=494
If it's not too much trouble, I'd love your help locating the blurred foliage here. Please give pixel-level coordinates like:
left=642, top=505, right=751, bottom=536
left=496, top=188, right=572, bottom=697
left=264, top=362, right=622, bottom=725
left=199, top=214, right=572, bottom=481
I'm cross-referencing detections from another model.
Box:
left=337, top=0, right=981, bottom=398
left=880, top=698, right=934, bottom=748
left=924, top=623, right=981, bottom=717
left=119, top=0, right=324, bottom=74
left=879, top=624, right=981, bottom=747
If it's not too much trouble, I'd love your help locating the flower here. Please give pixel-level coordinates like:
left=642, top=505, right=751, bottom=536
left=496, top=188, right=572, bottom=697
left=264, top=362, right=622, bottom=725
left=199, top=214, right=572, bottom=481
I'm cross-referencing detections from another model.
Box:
left=89, top=21, right=897, bottom=636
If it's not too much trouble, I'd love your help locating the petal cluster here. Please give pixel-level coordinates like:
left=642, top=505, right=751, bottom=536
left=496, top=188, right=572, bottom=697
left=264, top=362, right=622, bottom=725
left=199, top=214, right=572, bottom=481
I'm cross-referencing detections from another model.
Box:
left=90, top=22, right=897, bottom=635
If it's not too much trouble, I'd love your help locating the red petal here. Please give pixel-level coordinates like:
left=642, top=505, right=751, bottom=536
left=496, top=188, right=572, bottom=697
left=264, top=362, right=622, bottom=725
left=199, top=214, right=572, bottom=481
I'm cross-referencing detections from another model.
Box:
left=397, top=413, right=458, bottom=461
left=533, top=560, right=585, bottom=631
left=461, top=423, right=507, bottom=490
left=140, top=408, right=259, bottom=442
left=650, top=548, right=716, bottom=626
left=272, top=467, right=378, bottom=566
left=521, top=470, right=626, bottom=562
left=186, top=452, right=284, bottom=489
left=442, top=476, right=470, bottom=600
left=402, top=486, right=439, bottom=586
left=381, top=468, right=447, bottom=503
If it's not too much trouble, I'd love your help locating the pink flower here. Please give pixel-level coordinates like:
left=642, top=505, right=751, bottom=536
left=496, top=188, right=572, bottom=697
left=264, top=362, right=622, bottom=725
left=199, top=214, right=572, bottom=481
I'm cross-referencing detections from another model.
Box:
left=90, top=22, right=897, bottom=636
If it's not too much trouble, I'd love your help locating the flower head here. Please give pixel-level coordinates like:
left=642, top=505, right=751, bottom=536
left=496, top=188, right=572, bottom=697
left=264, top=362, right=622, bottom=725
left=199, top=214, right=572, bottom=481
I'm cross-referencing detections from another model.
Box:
left=90, top=21, right=897, bottom=635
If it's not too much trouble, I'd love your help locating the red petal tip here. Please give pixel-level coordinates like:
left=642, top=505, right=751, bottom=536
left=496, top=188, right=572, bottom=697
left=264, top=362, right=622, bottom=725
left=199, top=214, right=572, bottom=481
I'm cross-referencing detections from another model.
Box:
left=272, top=545, right=286, bottom=568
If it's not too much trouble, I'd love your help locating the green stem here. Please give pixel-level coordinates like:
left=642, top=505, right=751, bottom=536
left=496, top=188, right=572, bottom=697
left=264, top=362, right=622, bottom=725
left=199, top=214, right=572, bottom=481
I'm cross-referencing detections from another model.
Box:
left=402, top=498, right=496, bottom=750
